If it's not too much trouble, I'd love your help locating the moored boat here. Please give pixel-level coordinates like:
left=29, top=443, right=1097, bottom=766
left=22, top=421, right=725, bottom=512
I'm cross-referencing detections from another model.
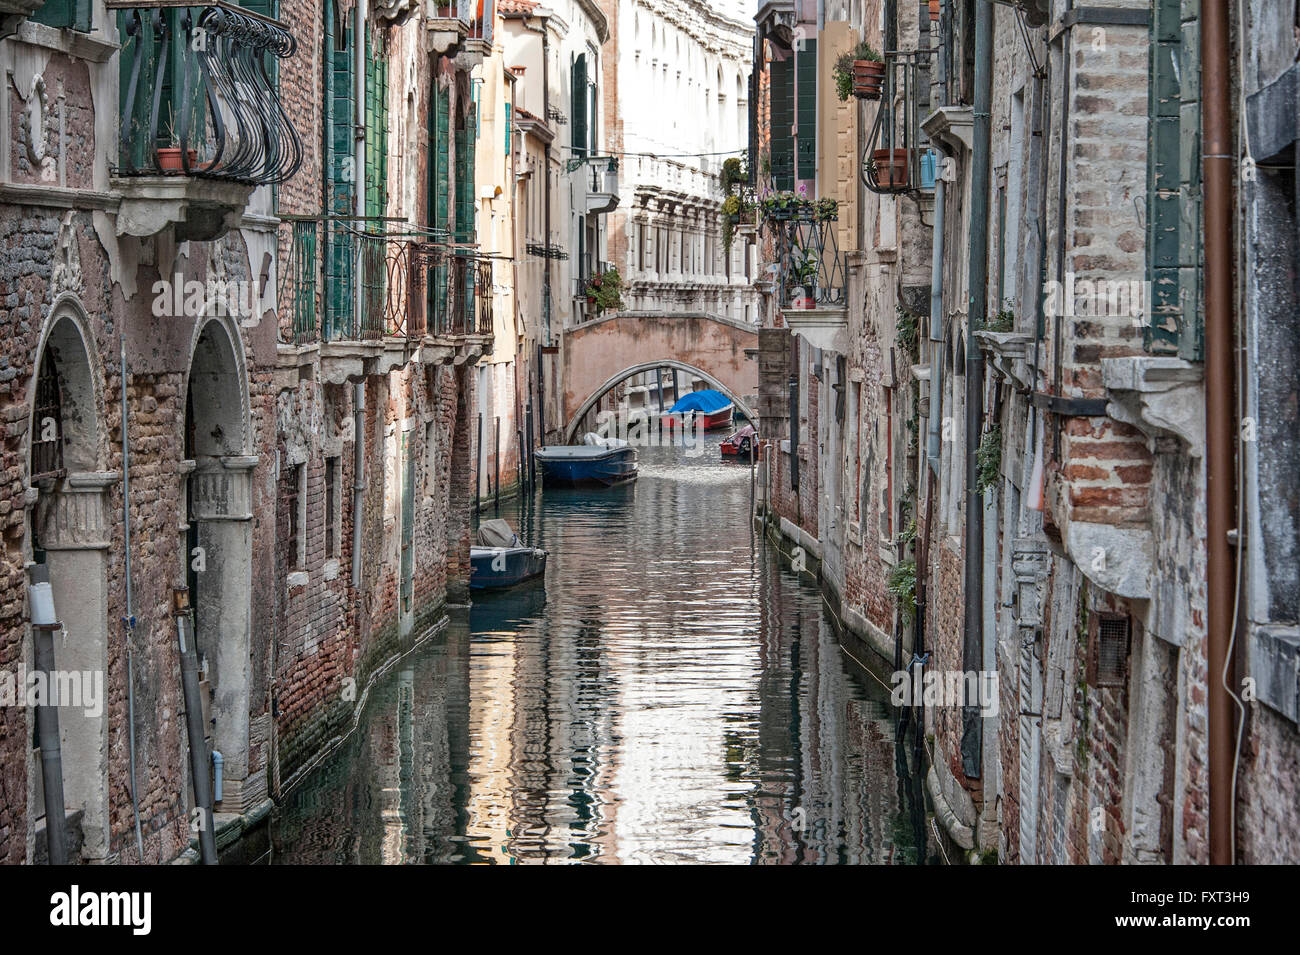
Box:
left=720, top=424, right=761, bottom=458
left=535, top=436, right=637, bottom=486
left=470, top=519, right=548, bottom=590
left=666, top=388, right=735, bottom=432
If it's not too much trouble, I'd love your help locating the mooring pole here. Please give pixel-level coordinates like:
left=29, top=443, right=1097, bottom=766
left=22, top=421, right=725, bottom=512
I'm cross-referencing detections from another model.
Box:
left=174, top=587, right=217, bottom=864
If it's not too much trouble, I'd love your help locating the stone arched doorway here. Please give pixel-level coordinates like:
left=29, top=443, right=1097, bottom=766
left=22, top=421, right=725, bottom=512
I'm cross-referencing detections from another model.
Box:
left=183, top=316, right=257, bottom=812
left=27, top=299, right=113, bottom=861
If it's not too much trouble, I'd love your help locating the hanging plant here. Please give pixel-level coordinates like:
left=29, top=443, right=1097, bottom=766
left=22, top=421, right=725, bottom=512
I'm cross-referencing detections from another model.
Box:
left=721, top=157, right=747, bottom=195
left=887, top=559, right=918, bottom=622
left=833, top=51, right=857, bottom=102
left=722, top=194, right=742, bottom=253
left=585, top=267, right=624, bottom=314
left=895, top=304, right=920, bottom=359
left=976, top=424, right=1002, bottom=494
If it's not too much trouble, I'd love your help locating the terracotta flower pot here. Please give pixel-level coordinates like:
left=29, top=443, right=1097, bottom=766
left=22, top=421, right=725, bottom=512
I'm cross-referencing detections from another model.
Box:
left=853, top=60, right=885, bottom=100
left=157, top=147, right=198, bottom=174
left=871, top=148, right=910, bottom=189
left=929, top=0, right=940, bottom=21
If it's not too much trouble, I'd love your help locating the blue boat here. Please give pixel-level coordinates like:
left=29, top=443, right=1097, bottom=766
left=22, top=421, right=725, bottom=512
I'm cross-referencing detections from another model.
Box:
left=470, top=520, right=548, bottom=590
left=667, top=388, right=734, bottom=431
left=534, top=442, right=637, bottom=487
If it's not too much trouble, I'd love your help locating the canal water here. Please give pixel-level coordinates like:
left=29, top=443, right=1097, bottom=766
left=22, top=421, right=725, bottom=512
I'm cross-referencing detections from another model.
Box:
left=271, top=436, right=932, bottom=864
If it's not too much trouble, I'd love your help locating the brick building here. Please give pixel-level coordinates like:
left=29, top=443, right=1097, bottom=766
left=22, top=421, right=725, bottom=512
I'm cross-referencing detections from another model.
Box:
left=749, top=0, right=1300, bottom=863
left=0, top=0, right=498, bottom=862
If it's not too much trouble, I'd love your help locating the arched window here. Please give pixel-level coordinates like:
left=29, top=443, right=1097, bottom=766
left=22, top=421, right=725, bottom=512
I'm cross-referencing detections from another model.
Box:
left=32, top=348, right=65, bottom=483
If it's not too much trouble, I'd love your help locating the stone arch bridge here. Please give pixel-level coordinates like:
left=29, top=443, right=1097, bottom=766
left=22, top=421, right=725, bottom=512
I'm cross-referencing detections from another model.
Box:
left=561, top=312, right=759, bottom=442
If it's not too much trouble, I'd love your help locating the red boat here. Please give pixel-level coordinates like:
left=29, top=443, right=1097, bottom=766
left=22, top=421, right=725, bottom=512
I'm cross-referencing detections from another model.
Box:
left=720, top=425, right=760, bottom=458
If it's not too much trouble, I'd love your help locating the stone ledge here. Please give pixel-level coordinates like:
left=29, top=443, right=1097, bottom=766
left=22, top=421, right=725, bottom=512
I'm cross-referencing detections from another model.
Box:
left=781, top=305, right=848, bottom=354
left=922, top=105, right=974, bottom=153
left=1251, top=625, right=1300, bottom=724
left=927, top=764, right=976, bottom=850
left=1103, top=355, right=1204, bottom=456
left=111, top=175, right=254, bottom=242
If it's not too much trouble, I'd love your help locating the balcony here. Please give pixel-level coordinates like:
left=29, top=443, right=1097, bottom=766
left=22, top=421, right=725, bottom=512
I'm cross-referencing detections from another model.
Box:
left=583, top=158, right=620, bottom=214
left=766, top=200, right=848, bottom=351
left=428, top=0, right=492, bottom=61
left=409, top=243, right=494, bottom=364
left=109, top=1, right=303, bottom=240
left=278, top=218, right=475, bottom=383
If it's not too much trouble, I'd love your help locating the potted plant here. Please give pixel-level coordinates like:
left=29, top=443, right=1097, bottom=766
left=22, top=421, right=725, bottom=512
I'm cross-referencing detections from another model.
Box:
left=851, top=43, right=885, bottom=100
left=584, top=266, right=624, bottom=315
left=157, top=117, right=197, bottom=174
left=870, top=148, right=910, bottom=188
left=832, top=51, right=857, bottom=102
left=814, top=197, right=839, bottom=222
left=789, top=251, right=819, bottom=309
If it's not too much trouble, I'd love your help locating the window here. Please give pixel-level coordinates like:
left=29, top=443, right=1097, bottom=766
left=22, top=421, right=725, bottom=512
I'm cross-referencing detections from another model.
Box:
left=1087, top=614, right=1132, bottom=687
left=31, top=349, right=65, bottom=484
left=285, top=463, right=304, bottom=569
left=325, top=456, right=340, bottom=558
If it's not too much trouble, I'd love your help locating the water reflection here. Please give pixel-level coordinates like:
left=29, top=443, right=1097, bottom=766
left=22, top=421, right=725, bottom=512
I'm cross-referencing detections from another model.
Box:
left=271, top=439, right=931, bottom=864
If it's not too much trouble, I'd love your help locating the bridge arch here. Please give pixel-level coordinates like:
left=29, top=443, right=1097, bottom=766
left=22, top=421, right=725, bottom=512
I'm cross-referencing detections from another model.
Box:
left=561, top=311, right=758, bottom=443
left=563, top=359, right=757, bottom=444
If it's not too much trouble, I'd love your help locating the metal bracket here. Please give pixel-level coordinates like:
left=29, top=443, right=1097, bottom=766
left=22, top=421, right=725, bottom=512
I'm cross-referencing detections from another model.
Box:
left=1030, top=392, right=1109, bottom=417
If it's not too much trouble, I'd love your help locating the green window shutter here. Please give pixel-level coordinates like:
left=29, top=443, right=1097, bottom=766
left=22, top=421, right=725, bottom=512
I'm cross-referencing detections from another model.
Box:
left=455, top=98, right=477, bottom=243
left=364, top=30, right=388, bottom=220
left=796, top=39, right=817, bottom=183
left=1145, top=0, right=1202, bottom=360
left=571, top=55, right=588, bottom=157
left=589, top=78, right=598, bottom=155
left=505, top=101, right=512, bottom=155
left=769, top=56, right=795, bottom=191
left=327, top=11, right=355, bottom=338
left=33, top=0, right=91, bottom=31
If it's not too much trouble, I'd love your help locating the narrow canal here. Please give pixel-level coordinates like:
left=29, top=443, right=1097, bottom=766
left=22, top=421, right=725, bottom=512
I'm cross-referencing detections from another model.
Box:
left=270, top=437, right=932, bottom=864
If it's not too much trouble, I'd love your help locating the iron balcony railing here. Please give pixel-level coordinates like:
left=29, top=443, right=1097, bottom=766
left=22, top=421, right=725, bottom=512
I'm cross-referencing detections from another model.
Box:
left=111, top=1, right=303, bottom=185
left=278, top=218, right=493, bottom=344
left=278, top=217, right=418, bottom=344
left=772, top=211, right=846, bottom=310
left=410, top=244, right=494, bottom=338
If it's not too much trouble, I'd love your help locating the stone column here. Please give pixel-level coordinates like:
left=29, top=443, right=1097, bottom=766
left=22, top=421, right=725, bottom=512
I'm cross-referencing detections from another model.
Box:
left=34, top=470, right=118, bottom=862
left=189, top=454, right=259, bottom=813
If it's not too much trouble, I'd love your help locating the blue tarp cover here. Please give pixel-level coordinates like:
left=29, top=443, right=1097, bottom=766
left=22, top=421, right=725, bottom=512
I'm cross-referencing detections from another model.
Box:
left=669, top=389, right=732, bottom=414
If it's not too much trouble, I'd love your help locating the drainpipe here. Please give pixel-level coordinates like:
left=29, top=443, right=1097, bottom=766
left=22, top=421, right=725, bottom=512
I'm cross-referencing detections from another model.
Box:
left=173, top=587, right=217, bottom=864
left=352, top=384, right=365, bottom=585
left=960, top=0, right=993, bottom=780
left=351, top=0, right=369, bottom=589
left=120, top=335, right=144, bottom=860
left=28, top=565, right=67, bottom=864
left=1201, top=0, right=1236, bottom=865
left=927, top=170, right=946, bottom=473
